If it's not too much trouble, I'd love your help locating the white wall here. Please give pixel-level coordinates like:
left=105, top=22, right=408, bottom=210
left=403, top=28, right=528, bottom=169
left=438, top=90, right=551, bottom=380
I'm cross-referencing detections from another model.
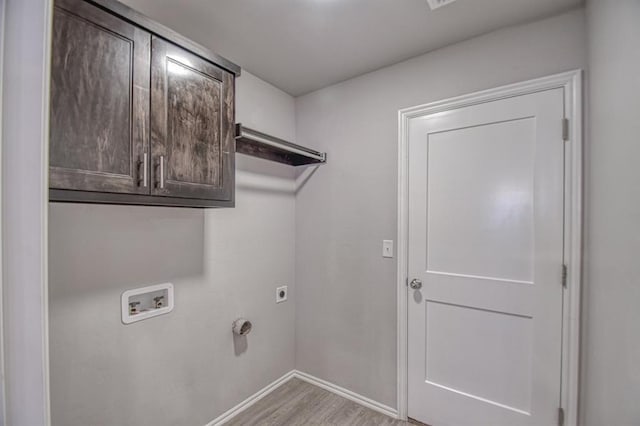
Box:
left=48, top=72, right=298, bottom=426
left=1, top=0, right=52, bottom=425
left=237, top=71, right=296, bottom=142
left=0, top=1, right=5, bottom=423
left=583, top=1, right=640, bottom=425
left=294, top=9, right=586, bottom=409
left=39, top=3, right=640, bottom=425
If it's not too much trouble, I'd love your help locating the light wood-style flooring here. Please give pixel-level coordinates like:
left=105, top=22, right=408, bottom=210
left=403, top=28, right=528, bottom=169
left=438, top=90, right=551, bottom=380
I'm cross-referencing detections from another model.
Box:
left=225, top=378, right=427, bottom=426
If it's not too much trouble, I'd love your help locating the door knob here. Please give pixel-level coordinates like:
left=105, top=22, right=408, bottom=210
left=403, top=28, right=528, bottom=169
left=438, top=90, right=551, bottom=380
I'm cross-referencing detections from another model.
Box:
left=409, top=278, right=422, bottom=290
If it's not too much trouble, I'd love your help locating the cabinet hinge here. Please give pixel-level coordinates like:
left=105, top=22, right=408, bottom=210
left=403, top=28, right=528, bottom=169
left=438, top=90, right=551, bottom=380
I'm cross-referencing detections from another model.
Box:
left=562, top=118, right=569, bottom=141
left=562, top=264, right=568, bottom=288
left=558, top=407, right=565, bottom=426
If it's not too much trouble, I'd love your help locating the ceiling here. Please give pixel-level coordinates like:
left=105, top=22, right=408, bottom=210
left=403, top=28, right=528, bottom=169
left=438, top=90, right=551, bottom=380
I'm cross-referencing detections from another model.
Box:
left=121, top=0, right=582, bottom=96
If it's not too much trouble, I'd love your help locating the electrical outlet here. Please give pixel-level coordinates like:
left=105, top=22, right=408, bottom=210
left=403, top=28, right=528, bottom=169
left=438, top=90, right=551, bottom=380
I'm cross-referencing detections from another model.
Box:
left=276, top=286, right=288, bottom=303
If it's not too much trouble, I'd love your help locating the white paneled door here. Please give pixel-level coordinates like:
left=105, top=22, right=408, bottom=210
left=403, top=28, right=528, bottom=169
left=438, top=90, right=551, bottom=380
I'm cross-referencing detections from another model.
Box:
left=407, top=88, right=565, bottom=426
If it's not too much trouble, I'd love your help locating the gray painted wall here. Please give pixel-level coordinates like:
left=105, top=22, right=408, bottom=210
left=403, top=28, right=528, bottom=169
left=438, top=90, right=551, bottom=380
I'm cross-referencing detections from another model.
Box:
left=48, top=72, right=297, bottom=426
left=47, top=3, right=640, bottom=425
left=2, top=0, right=52, bottom=425
left=237, top=71, right=296, bottom=142
left=294, top=9, right=586, bottom=409
left=583, top=1, right=640, bottom=425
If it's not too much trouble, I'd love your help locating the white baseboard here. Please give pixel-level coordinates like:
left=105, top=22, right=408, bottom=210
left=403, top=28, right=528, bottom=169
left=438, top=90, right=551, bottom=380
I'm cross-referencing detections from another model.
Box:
left=205, top=369, right=398, bottom=426
left=206, top=370, right=296, bottom=426
left=292, top=370, right=398, bottom=420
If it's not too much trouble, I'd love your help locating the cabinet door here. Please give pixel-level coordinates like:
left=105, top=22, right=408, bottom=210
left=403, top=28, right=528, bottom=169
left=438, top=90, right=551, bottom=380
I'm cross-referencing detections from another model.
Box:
left=150, top=37, right=235, bottom=201
left=49, top=0, right=151, bottom=194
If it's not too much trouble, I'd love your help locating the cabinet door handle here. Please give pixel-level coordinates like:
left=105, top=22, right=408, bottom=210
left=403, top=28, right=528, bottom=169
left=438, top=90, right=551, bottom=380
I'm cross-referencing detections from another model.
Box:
left=143, top=153, right=148, bottom=187
left=137, top=153, right=148, bottom=187
left=160, top=155, right=165, bottom=189
left=157, top=155, right=165, bottom=189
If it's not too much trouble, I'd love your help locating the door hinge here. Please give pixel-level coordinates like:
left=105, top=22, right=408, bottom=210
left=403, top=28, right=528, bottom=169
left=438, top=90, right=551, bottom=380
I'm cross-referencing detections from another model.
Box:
left=562, top=264, right=568, bottom=288
left=562, top=118, right=569, bottom=141
left=558, top=407, right=565, bottom=426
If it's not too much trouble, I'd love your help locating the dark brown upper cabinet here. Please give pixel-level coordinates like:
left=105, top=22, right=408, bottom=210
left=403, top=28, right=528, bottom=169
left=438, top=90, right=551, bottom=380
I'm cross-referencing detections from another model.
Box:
left=49, top=0, right=150, bottom=195
left=49, top=0, right=240, bottom=207
left=150, top=37, right=234, bottom=201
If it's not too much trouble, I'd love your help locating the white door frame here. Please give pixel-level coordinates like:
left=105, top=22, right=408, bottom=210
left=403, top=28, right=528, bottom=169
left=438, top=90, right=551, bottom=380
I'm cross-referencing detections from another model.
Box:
left=396, top=70, right=582, bottom=425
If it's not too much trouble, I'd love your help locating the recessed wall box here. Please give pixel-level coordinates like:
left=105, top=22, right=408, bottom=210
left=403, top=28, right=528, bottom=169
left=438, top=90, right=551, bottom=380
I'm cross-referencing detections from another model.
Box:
left=121, top=283, right=174, bottom=324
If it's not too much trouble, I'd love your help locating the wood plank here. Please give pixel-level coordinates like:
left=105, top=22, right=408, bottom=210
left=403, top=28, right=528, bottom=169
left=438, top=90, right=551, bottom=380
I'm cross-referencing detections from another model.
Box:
left=49, top=189, right=234, bottom=208
left=225, top=378, right=421, bottom=426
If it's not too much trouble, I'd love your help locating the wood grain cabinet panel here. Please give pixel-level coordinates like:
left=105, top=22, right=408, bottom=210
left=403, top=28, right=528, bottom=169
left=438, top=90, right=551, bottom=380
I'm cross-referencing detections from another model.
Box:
left=49, top=0, right=151, bottom=195
left=150, top=37, right=234, bottom=201
left=49, top=0, right=237, bottom=207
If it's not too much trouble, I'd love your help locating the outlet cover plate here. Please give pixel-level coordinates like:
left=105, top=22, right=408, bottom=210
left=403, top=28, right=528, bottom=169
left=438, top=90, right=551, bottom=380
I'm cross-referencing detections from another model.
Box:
left=383, top=240, right=394, bottom=258
left=276, top=286, right=288, bottom=303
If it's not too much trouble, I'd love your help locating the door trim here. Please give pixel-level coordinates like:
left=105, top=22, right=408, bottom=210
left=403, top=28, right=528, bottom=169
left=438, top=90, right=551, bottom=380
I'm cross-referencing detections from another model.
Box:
left=396, top=70, right=583, bottom=425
